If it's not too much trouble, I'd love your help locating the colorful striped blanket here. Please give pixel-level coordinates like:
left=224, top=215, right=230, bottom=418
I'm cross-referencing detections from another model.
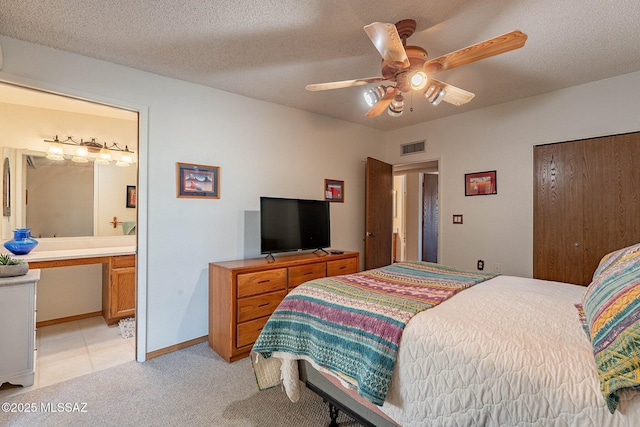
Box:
left=251, top=261, right=497, bottom=405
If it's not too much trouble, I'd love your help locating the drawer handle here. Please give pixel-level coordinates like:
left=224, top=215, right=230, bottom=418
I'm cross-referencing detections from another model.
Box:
left=304, top=272, right=313, bottom=275
left=258, top=303, right=270, bottom=308
left=257, top=327, right=263, bottom=332
left=258, top=279, right=270, bottom=284
left=339, top=266, right=346, bottom=270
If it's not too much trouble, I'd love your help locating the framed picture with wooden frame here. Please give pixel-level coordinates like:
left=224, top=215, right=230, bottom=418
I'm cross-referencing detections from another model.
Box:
left=465, top=170, right=497, bottom=196
left=324, top=179, right=344, bottom=203
left=176, top=162, right=220, bottom=199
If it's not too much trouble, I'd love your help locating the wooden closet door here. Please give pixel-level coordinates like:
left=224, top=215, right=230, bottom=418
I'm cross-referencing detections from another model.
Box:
left=534, top=141, right=585, bottom=284
left=582, top=134, right=640, bottom=281
left=534, top=132, right=640, bottom=285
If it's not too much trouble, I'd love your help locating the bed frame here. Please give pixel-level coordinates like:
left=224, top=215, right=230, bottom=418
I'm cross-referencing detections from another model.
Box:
left=298, top=360, right=398, bottom=427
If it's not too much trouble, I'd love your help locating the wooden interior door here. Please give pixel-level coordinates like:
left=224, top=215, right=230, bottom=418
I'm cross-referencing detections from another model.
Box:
left=365, top=157, right=393, bottom=270
left=422, top=173, right=438, bottom=263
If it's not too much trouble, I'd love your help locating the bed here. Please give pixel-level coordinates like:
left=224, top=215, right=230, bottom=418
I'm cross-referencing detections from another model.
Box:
left=252, top=244, right=640, bottom=426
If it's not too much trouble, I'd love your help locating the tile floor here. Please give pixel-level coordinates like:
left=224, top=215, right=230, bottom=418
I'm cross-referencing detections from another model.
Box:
left=0, top=316, right=135, bottom=399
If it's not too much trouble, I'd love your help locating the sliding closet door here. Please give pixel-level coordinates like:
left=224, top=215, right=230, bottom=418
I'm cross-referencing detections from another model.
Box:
left=581, top=134, right=640, bottom=277
left=533, top=140, right=585, bottom=284
left=534, top=132, right=640, bottom=285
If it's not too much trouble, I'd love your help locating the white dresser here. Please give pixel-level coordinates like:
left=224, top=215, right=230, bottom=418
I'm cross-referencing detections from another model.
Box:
left=0, top=269, right=40, bottom=387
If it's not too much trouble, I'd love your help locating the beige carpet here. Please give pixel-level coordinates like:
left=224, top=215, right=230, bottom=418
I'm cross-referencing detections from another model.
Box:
left=0, top=343, right=360, bottom=427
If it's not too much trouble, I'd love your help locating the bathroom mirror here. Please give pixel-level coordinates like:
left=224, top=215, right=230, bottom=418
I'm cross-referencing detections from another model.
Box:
left=15, top=150, right=137, bottom=238
left=24, top=153, right=94, bottom=237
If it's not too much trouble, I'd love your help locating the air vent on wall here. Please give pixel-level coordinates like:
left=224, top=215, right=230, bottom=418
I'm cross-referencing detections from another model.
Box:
left=401, top=140, right=425, bottom=156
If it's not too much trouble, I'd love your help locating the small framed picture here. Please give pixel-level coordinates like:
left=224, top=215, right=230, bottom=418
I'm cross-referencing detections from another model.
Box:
left=465, top=170, right=497, bottom=196
left=176, top=162, right=220, bottom=199
left=324, top=179, right=344, bottom=203
left=126, top=185, right=137, bottom=208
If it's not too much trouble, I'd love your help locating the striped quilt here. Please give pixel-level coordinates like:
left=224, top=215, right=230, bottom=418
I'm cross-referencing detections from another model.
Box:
left=252, top=261, right=497, bottom=405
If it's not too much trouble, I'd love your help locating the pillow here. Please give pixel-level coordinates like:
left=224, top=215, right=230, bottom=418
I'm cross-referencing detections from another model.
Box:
left=582, top=242, right=640, bottom=413
left=592, top=247, right=625, bottom=280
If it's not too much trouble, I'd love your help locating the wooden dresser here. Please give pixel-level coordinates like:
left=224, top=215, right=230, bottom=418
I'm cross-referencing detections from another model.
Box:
left=209, top=251, right=359, bottom=362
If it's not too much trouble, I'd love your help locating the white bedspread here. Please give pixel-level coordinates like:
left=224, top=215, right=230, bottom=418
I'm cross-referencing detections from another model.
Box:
left=380, top=275, right=640, bottom=426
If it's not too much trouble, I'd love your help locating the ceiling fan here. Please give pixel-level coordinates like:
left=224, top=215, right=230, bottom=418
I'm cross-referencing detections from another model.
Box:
left=306, top=19, right=527, bottom=117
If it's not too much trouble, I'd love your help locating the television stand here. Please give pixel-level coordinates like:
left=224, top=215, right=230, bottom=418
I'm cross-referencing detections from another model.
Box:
left=208, top=250, right=359, bottom=362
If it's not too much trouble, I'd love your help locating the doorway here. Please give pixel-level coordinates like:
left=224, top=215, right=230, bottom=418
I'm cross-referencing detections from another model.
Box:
left=0, top=79, right=147, bottom=378
left=393, top=161, right=439, bottom=262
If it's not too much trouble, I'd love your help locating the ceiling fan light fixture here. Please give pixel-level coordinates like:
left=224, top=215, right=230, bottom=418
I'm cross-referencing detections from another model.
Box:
left=430, top=89, right=447, bottom=106
left=364, top=86, right=386, bottom=107
left=409, top=71, right=428, bottom=90
left=424, top=85, right=438, bottom=101
left=388, top=94, right=404, bottom=117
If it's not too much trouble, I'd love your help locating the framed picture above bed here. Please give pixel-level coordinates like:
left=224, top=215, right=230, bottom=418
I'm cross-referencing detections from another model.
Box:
left=465, top=170, right=497, bottom=196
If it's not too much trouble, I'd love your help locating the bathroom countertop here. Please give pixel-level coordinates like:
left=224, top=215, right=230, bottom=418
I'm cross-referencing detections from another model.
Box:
left=1, top=236, right=137, bottom=263
left=17, top=246, right=136, bottom=262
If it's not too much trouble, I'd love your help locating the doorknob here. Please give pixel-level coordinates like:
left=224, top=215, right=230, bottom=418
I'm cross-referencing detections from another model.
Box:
left=366, top=232, right=375, bottom=237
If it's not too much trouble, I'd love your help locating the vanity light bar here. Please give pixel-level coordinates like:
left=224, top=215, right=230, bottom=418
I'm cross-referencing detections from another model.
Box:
left=44, top=135, right=135, bottom=166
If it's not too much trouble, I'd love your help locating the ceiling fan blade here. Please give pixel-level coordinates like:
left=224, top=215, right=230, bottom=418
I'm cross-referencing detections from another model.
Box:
left=364, top=22, right=410, bottom=69
left=365, top=87, right=398, bottom=117
left=305, top=76, right=386, bottom=91
left=426, top=78, right=475, bottom=106
left=423, top=30, right=528, bottom=74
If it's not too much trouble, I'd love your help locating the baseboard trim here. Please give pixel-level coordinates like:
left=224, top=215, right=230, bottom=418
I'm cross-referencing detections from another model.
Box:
left=145, top=335, right=208, bottom=360
left=36, top=311, right=103, bottom=328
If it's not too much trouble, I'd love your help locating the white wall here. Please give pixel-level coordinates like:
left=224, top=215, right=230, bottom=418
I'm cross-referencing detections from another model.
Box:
left=384, top=71, right=640, bottom=277
left=0, top=36, right=385, bottom=354
left=36, top=265, right=102, bottom=322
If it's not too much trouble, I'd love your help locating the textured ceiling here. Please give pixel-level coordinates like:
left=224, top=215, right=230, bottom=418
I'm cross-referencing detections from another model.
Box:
left=1, top=0, right=639, bottom=131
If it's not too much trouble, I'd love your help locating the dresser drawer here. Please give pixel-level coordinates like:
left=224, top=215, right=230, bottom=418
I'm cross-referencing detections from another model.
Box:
left=237, top=290, right=286, bottom=323
left=327, top=258, right=358, bottom=276
left=237, top=316, right=269, bottom=348
left=288, top=263, right=326, bottom=289
left=237, top=268, right=287, bottom=298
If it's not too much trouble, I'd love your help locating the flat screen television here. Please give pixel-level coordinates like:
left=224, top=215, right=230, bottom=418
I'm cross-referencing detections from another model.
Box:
left=260, top=196, right=330, bottom=255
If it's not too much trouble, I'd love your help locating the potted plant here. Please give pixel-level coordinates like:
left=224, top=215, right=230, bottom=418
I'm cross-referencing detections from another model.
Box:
left=0, top=253, right=29, bottom=277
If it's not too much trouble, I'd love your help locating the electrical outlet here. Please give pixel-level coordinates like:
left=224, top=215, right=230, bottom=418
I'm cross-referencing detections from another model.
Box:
left=494, top=263, right=501, bottom=273
left=477, top=260, right=484, bottom=271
